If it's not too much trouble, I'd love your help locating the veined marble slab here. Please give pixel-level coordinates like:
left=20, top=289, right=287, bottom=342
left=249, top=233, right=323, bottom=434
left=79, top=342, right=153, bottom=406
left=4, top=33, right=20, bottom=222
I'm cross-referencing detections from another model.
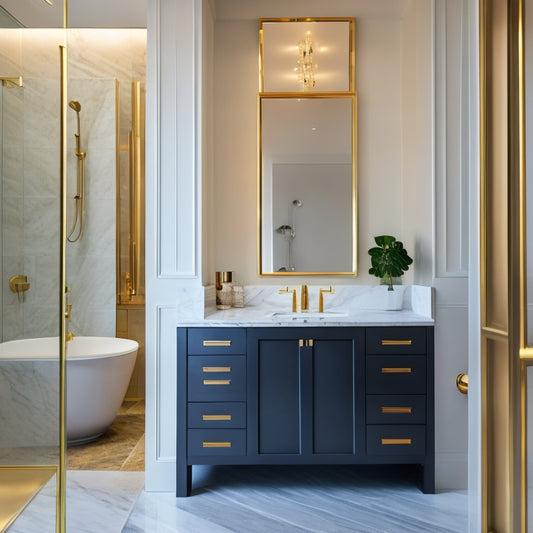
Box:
left=7, top=471, right=144, bottom=533
left=180, top=285, right=434, bottom=327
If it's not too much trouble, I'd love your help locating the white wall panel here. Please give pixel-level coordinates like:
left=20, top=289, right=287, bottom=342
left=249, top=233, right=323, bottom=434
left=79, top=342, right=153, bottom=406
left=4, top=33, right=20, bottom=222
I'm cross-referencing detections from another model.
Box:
left=435, top=0, right=469, bottom=278
left=145, top=0, right=203, bottom=491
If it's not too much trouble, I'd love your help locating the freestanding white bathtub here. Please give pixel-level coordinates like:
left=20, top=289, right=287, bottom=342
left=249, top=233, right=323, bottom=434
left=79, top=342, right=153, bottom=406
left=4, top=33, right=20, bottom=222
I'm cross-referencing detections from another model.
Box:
left=0, top=336, right=138, bottom=445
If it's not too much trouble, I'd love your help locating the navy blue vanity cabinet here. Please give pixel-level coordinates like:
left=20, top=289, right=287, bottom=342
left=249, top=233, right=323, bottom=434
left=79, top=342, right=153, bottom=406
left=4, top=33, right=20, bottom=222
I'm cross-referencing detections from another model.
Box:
left=246, top=327, right=365, bottom=459
left=176, top=327, right=247, bottom=497
left=177, top=325, right=434, bottom=497
left=365, top=326, right=435, bottom=494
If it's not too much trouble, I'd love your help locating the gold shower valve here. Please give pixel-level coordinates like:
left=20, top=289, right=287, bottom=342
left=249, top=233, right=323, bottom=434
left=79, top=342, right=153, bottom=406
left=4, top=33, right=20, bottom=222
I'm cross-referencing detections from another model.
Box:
left=9, top=275, right=30, bottom=302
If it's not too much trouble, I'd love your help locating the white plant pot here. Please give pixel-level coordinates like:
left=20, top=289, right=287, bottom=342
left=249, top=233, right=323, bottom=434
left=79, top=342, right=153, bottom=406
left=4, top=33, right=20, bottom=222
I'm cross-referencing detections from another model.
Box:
left=377, top=285, right=404, bottom=310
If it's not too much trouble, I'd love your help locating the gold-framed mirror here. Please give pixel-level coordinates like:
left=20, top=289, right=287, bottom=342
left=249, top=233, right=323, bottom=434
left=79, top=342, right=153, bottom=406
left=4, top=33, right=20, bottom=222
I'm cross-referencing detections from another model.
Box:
left=258, top=18, right=357, bottom=276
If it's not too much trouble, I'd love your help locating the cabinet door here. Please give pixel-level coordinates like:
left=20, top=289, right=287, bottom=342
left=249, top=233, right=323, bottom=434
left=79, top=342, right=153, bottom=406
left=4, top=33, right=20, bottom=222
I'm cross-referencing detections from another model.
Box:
left=257, top=338, right=301, bottom=454
left=313, top=339, right=355, bottom=454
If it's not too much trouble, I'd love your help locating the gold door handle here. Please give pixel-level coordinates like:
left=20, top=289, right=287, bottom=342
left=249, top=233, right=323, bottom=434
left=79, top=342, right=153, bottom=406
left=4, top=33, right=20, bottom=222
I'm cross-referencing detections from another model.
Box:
left=456, top=373, right=468, bottom=394
left=203, top=441, right=232, bottom=448
left=203, top=340, right=232, bottom=347
left=381, top=339, right=413, bottom=346
left=381, top=367, right=412, bottom=373
left=381, top=438, right=412, bottom=445
left=203, top=379, right=231, bottom=385
left=381, top=406, right=412, bottom=414
left=202, top=367, right=231, bottom=373
left=202, top=414, right=232, bottom=421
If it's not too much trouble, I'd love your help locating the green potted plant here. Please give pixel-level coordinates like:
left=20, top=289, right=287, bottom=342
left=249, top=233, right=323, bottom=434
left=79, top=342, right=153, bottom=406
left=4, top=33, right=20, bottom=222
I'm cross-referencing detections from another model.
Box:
left=368, top=235, right=413, bottom=291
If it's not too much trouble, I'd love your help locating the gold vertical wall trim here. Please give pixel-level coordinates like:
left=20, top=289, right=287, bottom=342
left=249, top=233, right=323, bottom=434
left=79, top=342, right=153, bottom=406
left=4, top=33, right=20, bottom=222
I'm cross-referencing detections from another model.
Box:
left=517, top=0, right=527, bottom=527
left=115, top=79, right=120, bottom=304
left=58, top=40, right=67, bottom=533
left=479, top=0, right=489, bottom=529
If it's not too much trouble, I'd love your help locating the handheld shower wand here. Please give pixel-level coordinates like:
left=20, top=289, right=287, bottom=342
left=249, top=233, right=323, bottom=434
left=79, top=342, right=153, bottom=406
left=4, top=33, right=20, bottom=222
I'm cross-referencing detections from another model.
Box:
left=67, top=100, right=86, bottom=242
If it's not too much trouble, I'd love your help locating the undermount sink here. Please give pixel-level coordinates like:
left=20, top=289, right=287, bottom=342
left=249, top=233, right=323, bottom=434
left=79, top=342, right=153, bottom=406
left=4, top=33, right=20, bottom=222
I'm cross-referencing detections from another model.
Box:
left=271, top=311, right=348, bottom=323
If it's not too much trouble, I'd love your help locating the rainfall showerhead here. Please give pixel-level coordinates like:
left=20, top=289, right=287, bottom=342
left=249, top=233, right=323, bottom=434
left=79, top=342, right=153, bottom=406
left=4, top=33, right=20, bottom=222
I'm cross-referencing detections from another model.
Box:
left=292, top=200, right=302, bottom=207
left=69, top=100, right=81, bottom=113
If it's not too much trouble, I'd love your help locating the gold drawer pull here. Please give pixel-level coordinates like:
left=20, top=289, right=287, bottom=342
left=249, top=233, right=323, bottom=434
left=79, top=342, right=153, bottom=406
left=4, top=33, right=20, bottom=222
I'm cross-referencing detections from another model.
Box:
left=381, top=339, right=413, bottom=346
left=203, top=379, right=231, bottom=385
left=203, top=340, right=232, bottom=347
left=381, top=406, right=412, bottom=414
left=202, top=414, right=232, bottom=421
left=203, top=441, right=232, bottom=448
left=202, top=366, right=231, bottom=373
left=381, top=367, right=412, bottom=374
left=381, top=438, right=412, bottom=445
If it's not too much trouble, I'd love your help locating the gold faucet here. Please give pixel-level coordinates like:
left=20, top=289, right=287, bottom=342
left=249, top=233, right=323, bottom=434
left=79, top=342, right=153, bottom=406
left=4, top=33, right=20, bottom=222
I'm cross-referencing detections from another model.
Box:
left=279, top=287, right=297, bottom=312
left=319, top=286, right=334, bottom=313
left=301, top=284, right=309, bottom=311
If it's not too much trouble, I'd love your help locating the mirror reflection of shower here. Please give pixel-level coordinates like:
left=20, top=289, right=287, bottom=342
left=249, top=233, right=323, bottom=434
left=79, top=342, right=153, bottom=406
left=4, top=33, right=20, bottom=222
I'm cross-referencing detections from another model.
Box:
left=67, top=100, right=86, bottom=243
left=276, top=199, right=303, bottom=271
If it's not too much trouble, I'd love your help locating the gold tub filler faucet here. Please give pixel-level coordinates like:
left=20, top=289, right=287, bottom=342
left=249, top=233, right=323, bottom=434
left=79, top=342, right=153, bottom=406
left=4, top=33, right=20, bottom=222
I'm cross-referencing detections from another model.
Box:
left=9, top=275, right=30, bottom=302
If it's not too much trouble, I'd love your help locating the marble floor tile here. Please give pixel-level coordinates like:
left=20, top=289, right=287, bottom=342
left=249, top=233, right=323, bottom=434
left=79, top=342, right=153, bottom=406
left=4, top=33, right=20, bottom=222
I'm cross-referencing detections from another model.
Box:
left=8, top=471, right=144, bottom=533
left=123, top=465, right=468, bottom=533
left=67, top=401, right=144, bottom=471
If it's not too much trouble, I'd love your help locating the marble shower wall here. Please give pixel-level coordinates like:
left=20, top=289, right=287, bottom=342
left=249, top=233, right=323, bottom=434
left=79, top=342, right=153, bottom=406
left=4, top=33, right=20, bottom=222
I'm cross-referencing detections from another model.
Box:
left=0, top=29, right=62, bottom=341
left=0, top=29, right=146, bottom=341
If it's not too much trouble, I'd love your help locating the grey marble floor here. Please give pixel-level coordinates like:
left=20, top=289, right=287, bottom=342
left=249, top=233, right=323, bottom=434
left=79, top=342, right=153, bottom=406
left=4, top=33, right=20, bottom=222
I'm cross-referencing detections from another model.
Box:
left=123, top=465, right=468, bottom=533
left=7, top=470, right=144, bottom=533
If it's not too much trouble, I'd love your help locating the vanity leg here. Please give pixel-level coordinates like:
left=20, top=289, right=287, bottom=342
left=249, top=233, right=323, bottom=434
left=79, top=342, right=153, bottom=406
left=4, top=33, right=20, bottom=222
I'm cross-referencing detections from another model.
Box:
left=176, top=464, right=192, bottom=497
left=421, top=462, right=435, bottom=494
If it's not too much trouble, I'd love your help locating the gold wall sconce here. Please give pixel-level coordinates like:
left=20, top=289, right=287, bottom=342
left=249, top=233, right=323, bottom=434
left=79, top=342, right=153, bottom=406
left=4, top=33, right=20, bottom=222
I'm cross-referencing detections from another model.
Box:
left=9, top=275, right=30, bottom=302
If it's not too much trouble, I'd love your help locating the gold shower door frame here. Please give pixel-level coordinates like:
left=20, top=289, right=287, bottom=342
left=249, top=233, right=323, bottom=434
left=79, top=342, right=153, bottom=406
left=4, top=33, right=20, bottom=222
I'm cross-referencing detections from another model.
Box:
left=480, top=0, right=531, bottom=530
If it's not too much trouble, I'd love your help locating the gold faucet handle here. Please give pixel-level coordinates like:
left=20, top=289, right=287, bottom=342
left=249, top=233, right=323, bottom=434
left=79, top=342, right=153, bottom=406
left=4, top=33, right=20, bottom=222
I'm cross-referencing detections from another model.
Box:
left=279, top=287, right=298, bottom=312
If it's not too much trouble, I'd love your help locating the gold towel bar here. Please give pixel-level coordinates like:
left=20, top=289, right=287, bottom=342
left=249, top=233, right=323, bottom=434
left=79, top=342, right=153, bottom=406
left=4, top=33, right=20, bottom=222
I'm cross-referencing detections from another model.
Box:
left=203, top=340, right=232, bottom=347
left=381, top=438, right=412, bottom=445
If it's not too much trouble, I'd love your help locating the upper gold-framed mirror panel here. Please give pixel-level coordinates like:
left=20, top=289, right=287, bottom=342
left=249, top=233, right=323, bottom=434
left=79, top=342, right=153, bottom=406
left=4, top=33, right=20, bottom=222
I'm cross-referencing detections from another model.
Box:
left=259, top=18, right=355, bottom=94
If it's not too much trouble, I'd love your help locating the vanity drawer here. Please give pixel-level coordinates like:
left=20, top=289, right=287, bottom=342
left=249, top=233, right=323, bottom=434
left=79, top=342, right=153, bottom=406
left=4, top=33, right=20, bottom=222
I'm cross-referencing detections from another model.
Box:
left=366, top=356, right=426, bottom=394
left=188, top=402, right=246, bottom=429
left=366, top=395, right=426, bottom=425
left=188, top=356, right=246, bottom=402
left=366, top=327, right=427, bottom=355
left=366, top=425, right=426, bottom=456
left=188, top=429, right=246, bottom=456
left=188, top=328, right=246, bottom=355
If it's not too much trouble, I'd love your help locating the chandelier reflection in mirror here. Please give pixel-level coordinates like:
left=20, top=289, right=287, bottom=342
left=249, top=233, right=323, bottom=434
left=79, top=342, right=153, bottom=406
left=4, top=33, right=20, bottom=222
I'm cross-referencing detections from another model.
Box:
left=295, top=32, right=316, bottom=90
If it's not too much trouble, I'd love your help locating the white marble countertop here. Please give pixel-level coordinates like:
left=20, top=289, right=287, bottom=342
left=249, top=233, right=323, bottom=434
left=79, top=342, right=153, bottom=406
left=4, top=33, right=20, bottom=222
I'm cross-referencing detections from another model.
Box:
left=177, top=285, right=434, bottom=327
